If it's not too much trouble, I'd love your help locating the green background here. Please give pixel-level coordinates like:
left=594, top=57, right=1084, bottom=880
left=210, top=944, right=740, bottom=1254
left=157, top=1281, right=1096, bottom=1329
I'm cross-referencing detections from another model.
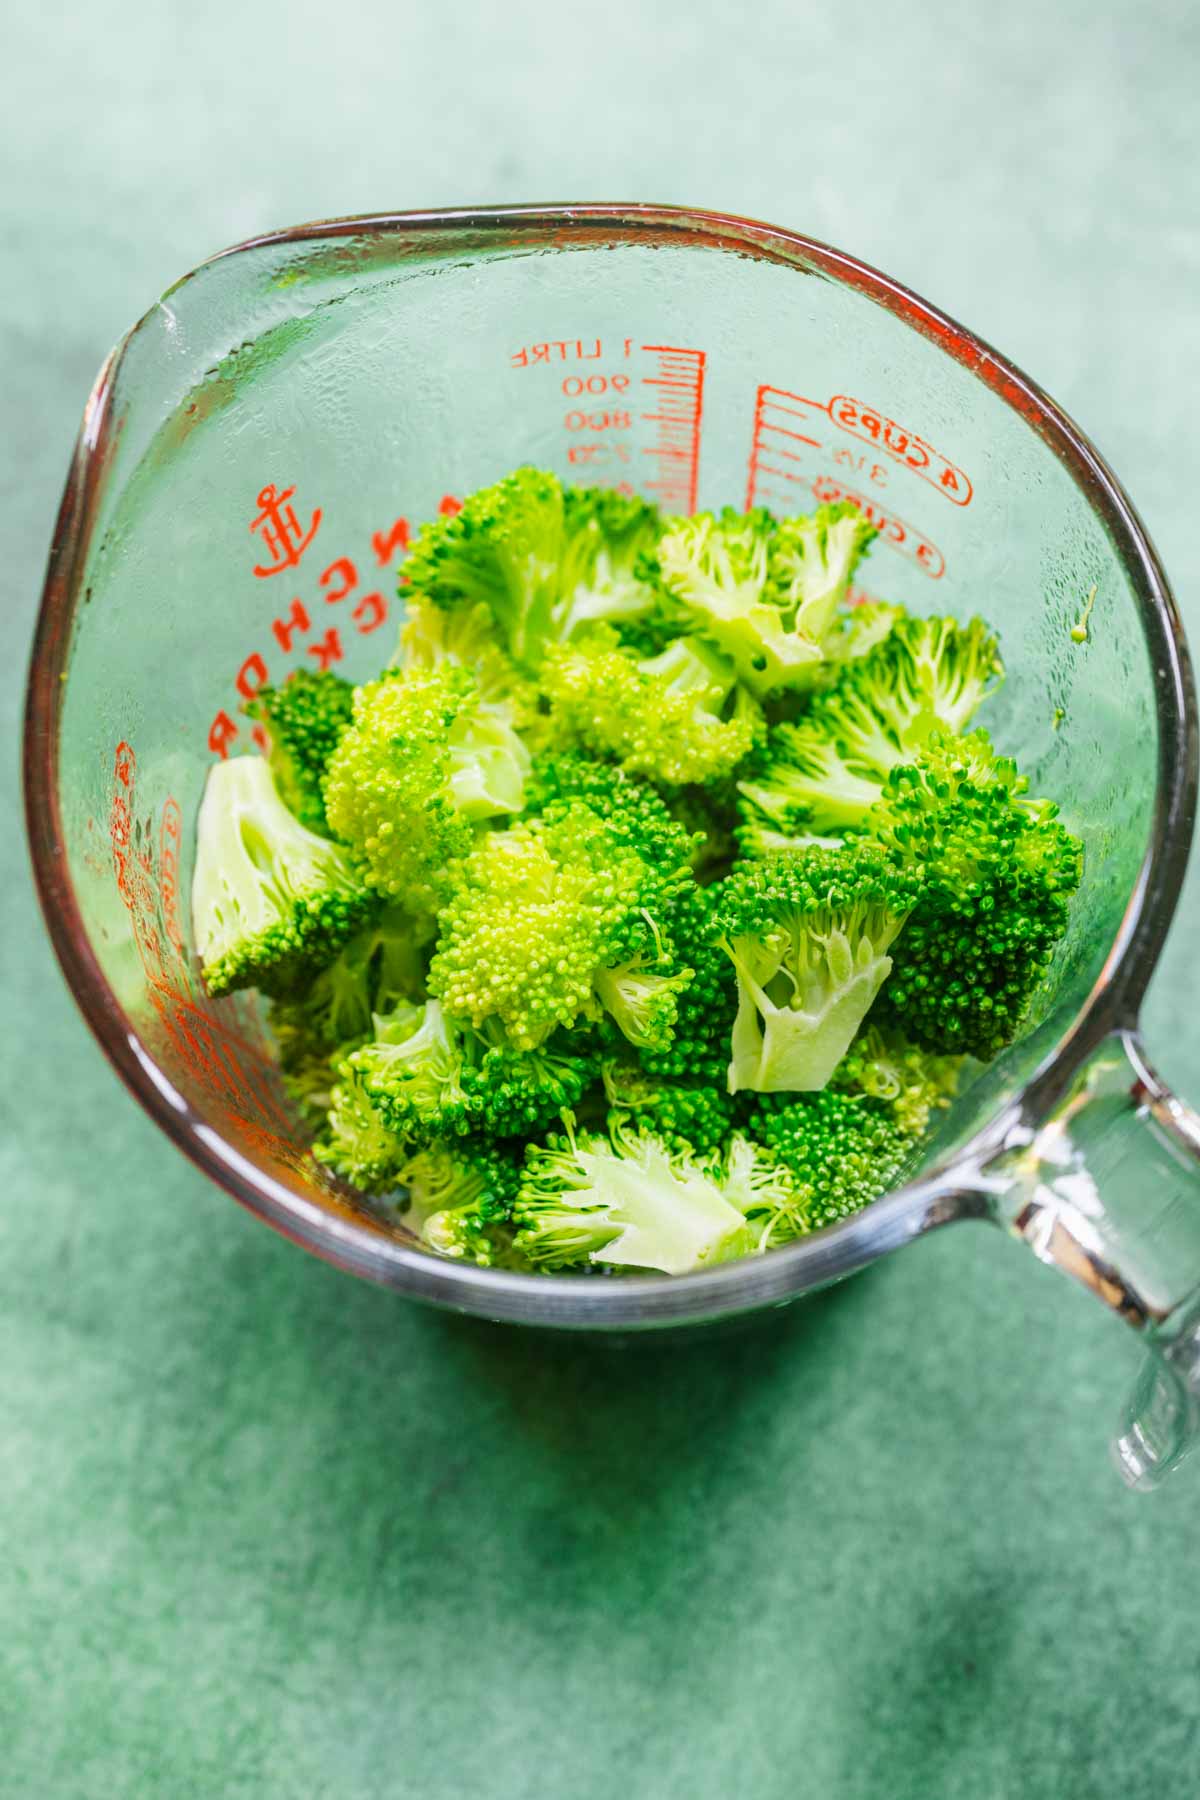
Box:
left=6, top=4, right=1200, bottom=1794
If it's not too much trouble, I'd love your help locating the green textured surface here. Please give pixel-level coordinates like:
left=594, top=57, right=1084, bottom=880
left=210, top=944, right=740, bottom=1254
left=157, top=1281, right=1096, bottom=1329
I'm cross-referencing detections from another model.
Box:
left=6, top=3, right=1200, bottom=1794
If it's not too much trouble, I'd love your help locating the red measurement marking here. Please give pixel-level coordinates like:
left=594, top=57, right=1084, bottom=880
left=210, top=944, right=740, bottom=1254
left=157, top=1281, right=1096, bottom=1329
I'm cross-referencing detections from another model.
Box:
left=744, top=386, right=829, bottom=510
left=319, top=556, right=357, bottom=602
left=373, top=518, right=410, bottom=565
left=640, top=345, right=706, bottom=514
left=746, top=384, right=974, bottom=518
left=812, top=474, right=945, bottom=579
left=828, top=397, right=972, bottom=505
left=438, top=494, right=463, bottom=516
left=208, top=710, right=238, bottom=759
left=307, top=626, right=344, bottom=669
left=250, top=483, right=321, bottom=578
left=159, top=798, right=185, bottom=957
left=272, top=597, right=310, bottom=654
left=236, top=652, right=269, bottom=701
left=352, top=591, right=388, bottom=634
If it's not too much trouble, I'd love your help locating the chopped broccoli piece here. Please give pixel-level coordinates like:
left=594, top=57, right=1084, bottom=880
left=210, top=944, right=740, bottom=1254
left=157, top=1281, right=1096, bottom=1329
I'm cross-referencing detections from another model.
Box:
left=769, top=502, right=880, bottom=648
left=512, top=1125, right=755, bottom=1274
left=744, top=1089, right=918, bottom=1238
left=401, top=469, right=663, bottom=672
left=192, top=754, right=374, bottom=998
left=541, top=625, right=761, bottom=788
left=395, top=591, right=542, bottom=731
left=715, top=845, right=921, bottom=1093
left=246, top=668, right=356, bottom=835
left=406, top=1140, right=525, bottom=1266
left=649, top=502, right=876, bottom=696
left=429, top=783, right=697, bottom=1052
left=322, top=665, right=531, bottom=903
left=269, top=907, right=433, bottom=1118
left=869, top=729, right=1082, bottom=1059
left=833, top=1022, right=963, bottom=1138
left=341, top=998, right=592, bottom=1145
left=735, top=616, right=1003, bottom=847
left=602, top=1062, right=736, bottom=1156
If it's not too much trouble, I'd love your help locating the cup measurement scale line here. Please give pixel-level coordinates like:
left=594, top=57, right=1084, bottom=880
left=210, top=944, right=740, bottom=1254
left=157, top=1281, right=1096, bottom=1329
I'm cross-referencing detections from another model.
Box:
left=639, top=345, right=706, bottom=514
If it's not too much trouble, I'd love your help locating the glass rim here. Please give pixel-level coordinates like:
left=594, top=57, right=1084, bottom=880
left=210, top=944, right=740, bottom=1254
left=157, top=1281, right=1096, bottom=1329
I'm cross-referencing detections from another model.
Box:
left=22, top=201, right=1199, bottom=1327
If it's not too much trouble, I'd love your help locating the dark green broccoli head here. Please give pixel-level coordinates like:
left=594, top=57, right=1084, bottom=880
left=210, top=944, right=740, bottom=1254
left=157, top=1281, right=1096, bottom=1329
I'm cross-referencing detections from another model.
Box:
left=247, top=668, right=356, bottom=835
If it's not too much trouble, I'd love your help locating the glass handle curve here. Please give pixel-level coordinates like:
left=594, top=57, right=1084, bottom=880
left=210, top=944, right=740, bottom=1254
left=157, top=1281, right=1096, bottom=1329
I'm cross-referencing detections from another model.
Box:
left=987, top=1028, right=1200, bottom=1491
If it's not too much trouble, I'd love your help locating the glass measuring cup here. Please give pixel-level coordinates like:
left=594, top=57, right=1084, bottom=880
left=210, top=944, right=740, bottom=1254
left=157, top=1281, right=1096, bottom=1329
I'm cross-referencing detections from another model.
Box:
left=23, top=204, right=1200, bottom=1488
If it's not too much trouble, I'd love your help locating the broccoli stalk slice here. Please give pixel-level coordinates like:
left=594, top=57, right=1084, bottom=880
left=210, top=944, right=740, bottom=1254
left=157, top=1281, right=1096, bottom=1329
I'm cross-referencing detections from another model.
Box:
left=191, top=754, right=373, bottom=998
left=724, top=905, right=905, bottom=1093
left=445, top=705, right=532, bottom=819
left=715, top=848, right=920, bottom=1094
left=513, top=1129, right=754, bottom=1274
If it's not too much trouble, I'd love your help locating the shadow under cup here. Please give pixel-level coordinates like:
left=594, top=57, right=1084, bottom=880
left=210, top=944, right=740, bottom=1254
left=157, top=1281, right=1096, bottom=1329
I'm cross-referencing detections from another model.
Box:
left=23, top=209, right=1196, bottom=1408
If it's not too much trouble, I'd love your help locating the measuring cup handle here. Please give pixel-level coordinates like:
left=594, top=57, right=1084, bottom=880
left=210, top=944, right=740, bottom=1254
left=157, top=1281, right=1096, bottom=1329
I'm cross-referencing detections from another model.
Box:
left=989, top=1028, right=1200, bottom=1489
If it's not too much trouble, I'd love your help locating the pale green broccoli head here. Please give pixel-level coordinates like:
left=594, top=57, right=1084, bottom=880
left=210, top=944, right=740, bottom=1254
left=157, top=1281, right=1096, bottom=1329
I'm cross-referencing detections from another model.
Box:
left=601, top=1062, right=735, bottom=1156
left=269, top=906, right=434, bottom=1116
left=650, top=503, right=878, bottom=696
left=405, top=1140, right=525, bottom=1266
left=512, top=1125, right=755, bottom=1274
left=817, top=614, right=1003, bottom=775
left=313, top=1055, right=414, bottom=1194
left=769, top=501, right=878, bottom=646
left=542, top=627, right=761, bottom=789
left=401, top=467, right=566, bottom=670
left=715, top=844, right=922, bottom=1094
left=737, top=720, right=885, bottom=846
left=556, top=485, right=664, bottom=640
left=395, top=591, right=542, bottom=731
left=428, top=782, right=697, bottom=1052
left=322, top=665, right=530, bottom=904
left=246, top=668, right=356, bottom=835
left=191, top=754, right=374, bottom=998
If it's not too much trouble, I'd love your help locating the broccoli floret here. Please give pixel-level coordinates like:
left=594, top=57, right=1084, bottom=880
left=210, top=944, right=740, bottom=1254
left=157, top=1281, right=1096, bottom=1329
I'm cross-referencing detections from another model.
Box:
left=246, top=668, right=356, bottom=835
left=602, top=1062, right=735, bottom=1156
left=769, top=502, right=880, bottom=648
left=744, top=1089, right=917, bottom=1238
left=737, top=721, right=886, bottom=845
left=401, top=470, right=664, bottom=672
left=556, top=485, right=664, bottom=641
left=313, top=1047, right=415, bottom=1193
left=833, top=1022, right=963, bottom=1137
left=345, top=998, right=593, bottom=1143
left=191, top=754, right=374, bottom=998
left=428, top=785, right=698, bottom=1052
left=868, top=729, right=1082, bottom=1059
left=512, top=1125, right=755, bottom=1274
left=268, top=907, right=433, bottom=1117
left=826, top=599, right=905, bottom=664
left=735, top=616, right=1003, bottom=847
left=815, top=615, right=1002, bottom=772
left=322, top=665, right=531, bottom=903
left=541, top=626, right=762, bottom=788
left=405, top=1139, right=525, bottom=1266
left=649, top=503, right=876, bottom=696
left=395, top=592, right=542, bottom=732
left=635, top=880, right=738, bottom=1086
left=714, top=845, right=922, bottom=1093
